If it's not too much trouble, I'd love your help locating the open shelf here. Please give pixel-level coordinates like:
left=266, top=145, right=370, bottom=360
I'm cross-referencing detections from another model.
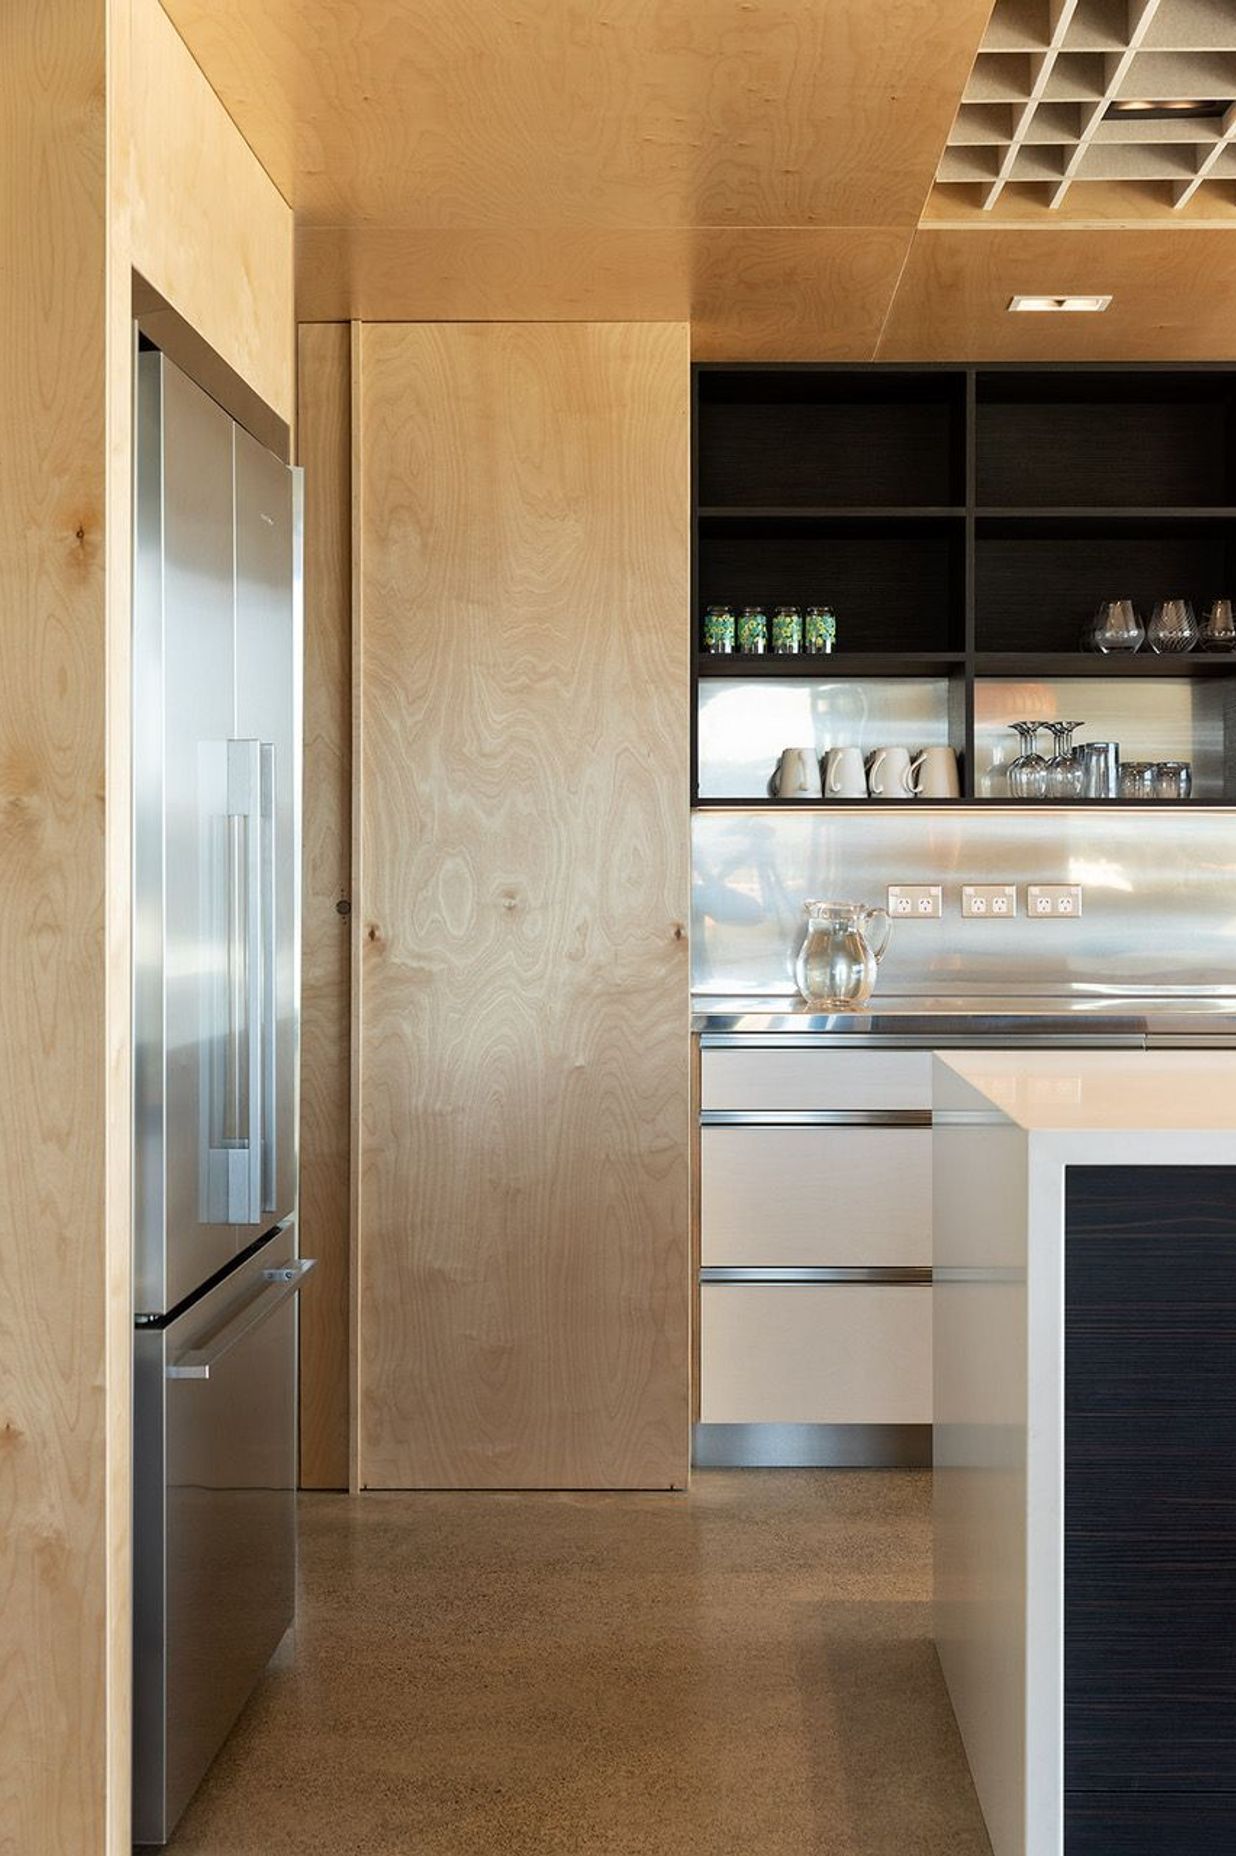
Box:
left=693, top=363, right=1236, bottom=807
left=975, top=653, right=1236, bottom=677
left=698, top=653, right=966, bottom=679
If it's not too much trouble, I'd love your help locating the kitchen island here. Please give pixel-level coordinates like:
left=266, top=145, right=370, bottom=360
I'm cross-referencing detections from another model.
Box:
left=933, top=1050, right=1236, bottom=1856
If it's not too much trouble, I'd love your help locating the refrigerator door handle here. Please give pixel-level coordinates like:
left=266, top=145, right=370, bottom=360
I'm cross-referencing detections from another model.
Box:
left=207, top=738, right=265, bottom=1225
left=167, top=1256, right=316, bottom=1380
left=260, top=741, right=277, bottom=1214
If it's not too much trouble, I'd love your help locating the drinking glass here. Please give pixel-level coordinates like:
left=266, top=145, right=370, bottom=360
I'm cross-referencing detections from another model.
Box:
left=1147, top=599, right=1198, bottom=654
left=1007, top=722, right=1049, bottom=799
left=1200, top=599, right=1236, bottom=651
left=1152, top=761, right=1193, bottom=801
left=1118, top=762, right=1155, bottom=801
left=1087, top=600, right=1144, bottom=654
left=1044, top=720, right=1083, bottom=798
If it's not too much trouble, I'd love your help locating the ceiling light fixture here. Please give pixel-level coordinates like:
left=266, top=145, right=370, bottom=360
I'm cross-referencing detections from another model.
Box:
left=1105, top=98, right=1230, bottom=120
left=1008, top=295, right=1113, bottom=313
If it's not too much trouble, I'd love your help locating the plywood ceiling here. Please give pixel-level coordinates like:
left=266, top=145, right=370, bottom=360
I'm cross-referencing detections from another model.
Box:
left=162, top=0, right=1236, bottom=358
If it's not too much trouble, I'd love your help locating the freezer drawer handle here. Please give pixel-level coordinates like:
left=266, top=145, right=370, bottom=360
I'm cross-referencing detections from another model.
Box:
left=167, top=1257, right=316, bottom=1381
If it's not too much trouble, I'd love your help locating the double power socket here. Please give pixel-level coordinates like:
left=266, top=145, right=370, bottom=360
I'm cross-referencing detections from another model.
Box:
left=887, top=884, right=1083, bottom=920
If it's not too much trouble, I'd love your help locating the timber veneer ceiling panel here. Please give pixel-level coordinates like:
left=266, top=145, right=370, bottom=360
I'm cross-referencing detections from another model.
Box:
left=879, top=225, right=1236, bottom=358
left=161, top=0, right=993, bottom=231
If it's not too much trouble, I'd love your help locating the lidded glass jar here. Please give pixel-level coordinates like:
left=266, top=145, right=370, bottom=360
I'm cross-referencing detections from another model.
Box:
left=736, top=605, right=768, bottom=654
left=703, top=604, right=736, bottom=654
left=771, top=605, right=803, bottom=654
left=805, top=605, right=836, bottom=655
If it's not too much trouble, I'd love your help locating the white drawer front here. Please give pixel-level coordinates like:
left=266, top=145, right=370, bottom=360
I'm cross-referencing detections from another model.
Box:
left=699, top=1283, right=931, bottom=1425
left=700, top=1126, right=930, bottom=1268
left=700, top=1047, right=931, bottom=1111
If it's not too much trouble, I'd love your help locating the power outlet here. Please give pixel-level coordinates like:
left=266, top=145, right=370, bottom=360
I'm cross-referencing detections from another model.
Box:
left=1027, top=884, right=1083, bottom=918
left=887, top=884, right=943, bottom=919
left=961, top=884, right=1016, bottom=919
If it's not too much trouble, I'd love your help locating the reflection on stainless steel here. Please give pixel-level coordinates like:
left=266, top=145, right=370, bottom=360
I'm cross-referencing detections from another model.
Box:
left=132, top=348, right=304, bottom=1848
left=698, top=676, right=951, bottom=799
left=134, top=1228, right=303, bottom=1845
left=692, top=808, right=1236, bottom=997
left=973, top=678, right=1223, bottom=798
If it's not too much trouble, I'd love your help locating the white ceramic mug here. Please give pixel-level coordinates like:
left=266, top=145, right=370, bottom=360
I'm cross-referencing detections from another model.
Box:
left=910, top=746, right=961, bottom=798
left=824, top=747, right=867, bottom=799
left=867, top=746, right=914, bottom=799
left=772, top=746, right=822, bottom=799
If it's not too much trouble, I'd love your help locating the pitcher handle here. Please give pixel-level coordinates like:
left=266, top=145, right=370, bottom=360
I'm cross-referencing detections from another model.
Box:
left=863, top=906, right=892, bottom=963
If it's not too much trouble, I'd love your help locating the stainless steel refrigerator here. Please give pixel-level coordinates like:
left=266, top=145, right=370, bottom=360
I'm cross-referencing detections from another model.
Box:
left=132, top=345, right=309, bottom=1846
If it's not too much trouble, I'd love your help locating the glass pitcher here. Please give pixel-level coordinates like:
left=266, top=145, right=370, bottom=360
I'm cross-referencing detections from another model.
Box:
left=794, top=900, right=892, bottom=1010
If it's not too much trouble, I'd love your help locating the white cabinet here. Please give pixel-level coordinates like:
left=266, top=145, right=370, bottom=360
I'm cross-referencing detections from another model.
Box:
left=701, top=1047, right=931, bottom=1112
left=695, top=1044, right=932, bottom=1464
left=699, top=1284, right=931, bottom=1425
left=700, top=1125, right=931, bottom=1268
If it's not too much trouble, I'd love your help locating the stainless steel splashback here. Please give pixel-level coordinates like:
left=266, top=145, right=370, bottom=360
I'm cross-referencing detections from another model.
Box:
left=692, top=808, right=1236, bottom=995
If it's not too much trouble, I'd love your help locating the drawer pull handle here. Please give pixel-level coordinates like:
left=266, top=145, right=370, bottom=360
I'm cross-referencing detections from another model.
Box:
left=168, top=1257, right=317, bottom=1380
left=700, top=1109, right=930, bottom=1127
left=700, top=1265, right=931, bottom=1285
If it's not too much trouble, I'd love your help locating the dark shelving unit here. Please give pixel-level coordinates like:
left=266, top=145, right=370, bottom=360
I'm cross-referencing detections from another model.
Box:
left=693, top=362, right=1236, bottom=808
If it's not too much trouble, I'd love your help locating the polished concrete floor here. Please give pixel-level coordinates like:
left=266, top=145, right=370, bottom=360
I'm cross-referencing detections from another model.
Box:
left=172, top=1471, right=991, bottom=1855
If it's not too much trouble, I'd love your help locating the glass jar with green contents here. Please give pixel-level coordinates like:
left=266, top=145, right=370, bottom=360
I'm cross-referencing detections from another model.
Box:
left=736, top=605, right=769, bottom=654
left=805, top=606, right=837, bottom=655
left=703, top=604, right=736, bottom=653
left=771, top=605, right=803, bottom=654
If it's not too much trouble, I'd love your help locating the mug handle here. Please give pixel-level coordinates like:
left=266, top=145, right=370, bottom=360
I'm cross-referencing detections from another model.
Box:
left=868, top=749, right=886, bottom=792
left=863, top=906, right=892, bottom=962
left=908, top=751, right=925, bottom=796
left=827, top=755, right=842, bottom=795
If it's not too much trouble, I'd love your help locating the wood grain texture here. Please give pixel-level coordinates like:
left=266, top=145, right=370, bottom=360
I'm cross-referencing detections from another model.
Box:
left=1065, top=1167, right=1236, bottom=1851
left=295, top=325, right=353, bottom=1492
left=295, top=225, right=912, bottom=363
left=880, top=227, right=1236, bottom=361
left=161, top=0, right=992, bottom=232
left=356, top=322, right=691, bottom=1489
left=0, top=1, right=125, bottom=1846
left=130, top=0, right=294, bottom=422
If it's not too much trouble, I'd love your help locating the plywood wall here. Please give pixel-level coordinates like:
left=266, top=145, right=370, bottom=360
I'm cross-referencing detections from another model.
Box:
left=354, top=321, right=691, bottom=1489
left=0, top=1, right=127, bottom=1847
left=129, top=0, right=294, bottom=426
left=296, top=325, right=353, bottom=1490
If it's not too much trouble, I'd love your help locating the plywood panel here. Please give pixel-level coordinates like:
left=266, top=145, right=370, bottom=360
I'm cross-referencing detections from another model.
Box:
left=296, top=225, right=912, bottom=363
left=879, top=226, right=1236, bottom=360
left=296, top=325, right=353, bottom=1491
left=130, top=0, right=294, bottom=422
left=356, top=322, right=690, bottom=1489
left=163, top=0, right=992, bottom=231
left=0, top=0, right=127, bottom=1845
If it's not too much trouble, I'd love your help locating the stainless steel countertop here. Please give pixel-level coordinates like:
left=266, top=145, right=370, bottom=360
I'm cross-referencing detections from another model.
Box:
left=692, top=993, right=1236, bottom=1045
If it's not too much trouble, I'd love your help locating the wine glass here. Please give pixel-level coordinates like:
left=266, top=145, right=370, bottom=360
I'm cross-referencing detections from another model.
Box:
left=1147, top=599, right=1198, bottom=654
left=1044, top=720, right=1084, bottom=799
left=1007, top=722, right=1049, bottom=799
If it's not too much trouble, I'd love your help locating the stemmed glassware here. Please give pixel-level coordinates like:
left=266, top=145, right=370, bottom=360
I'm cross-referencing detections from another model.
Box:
left=1007, top=721, right=1049, bottom=799
left=1044, top=720, right=1084, bottom=799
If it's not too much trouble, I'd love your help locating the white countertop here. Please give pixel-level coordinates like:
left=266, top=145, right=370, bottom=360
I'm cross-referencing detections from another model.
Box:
left=938, top=1048, right=1236, bottom=1133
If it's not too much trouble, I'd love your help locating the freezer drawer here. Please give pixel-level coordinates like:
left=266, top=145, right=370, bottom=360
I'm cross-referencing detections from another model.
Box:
left=700, top=1047, right=931, bottom=1111
left=133, top=1225, right=312, bottom=1846
left=700, top=1125, right=931, bottom=1268
left=698, top=1282, right=932, bottom=1426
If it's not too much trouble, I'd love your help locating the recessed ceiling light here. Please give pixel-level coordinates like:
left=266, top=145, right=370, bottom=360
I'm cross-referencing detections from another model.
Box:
left=1106, top=98, right=1230, bottom=121
left=1008, top=295, right=1112, bottom=313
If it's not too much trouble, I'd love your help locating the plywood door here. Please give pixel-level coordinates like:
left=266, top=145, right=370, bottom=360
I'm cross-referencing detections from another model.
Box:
left=356, top=321, right=690, bottom=1489
left=296, top=325, right=353, bottom=1490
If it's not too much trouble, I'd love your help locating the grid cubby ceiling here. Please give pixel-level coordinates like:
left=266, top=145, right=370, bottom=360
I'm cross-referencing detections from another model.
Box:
left=937, top=0, right=1236, bottom=211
